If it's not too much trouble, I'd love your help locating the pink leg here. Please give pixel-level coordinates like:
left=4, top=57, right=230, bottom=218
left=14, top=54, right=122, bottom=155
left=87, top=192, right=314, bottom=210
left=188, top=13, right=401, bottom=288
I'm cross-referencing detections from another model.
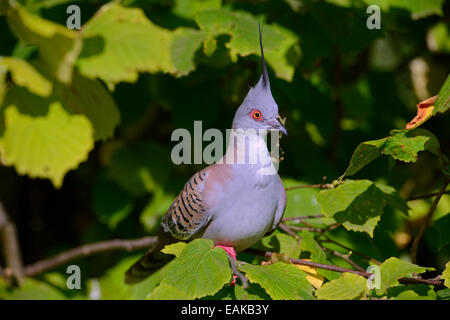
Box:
left=215, top=245, right=238, bottom=286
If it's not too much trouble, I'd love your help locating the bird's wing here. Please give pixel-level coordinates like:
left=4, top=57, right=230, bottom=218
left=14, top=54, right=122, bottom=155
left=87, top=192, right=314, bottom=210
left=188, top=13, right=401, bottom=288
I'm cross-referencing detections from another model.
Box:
left=270, top=177, right=287, bottom=232
left=161, top=164, right=231, bottom=240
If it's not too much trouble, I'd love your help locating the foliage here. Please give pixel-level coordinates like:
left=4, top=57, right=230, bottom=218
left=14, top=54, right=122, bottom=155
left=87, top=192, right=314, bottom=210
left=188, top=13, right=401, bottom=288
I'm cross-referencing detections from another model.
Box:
left=0, top=0, right=449, bottom=300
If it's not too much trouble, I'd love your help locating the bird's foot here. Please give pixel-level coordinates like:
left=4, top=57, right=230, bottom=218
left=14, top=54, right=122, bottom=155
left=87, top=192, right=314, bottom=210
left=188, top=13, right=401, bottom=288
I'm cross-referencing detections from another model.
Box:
left=215, top=245, right=237, bottom=260
left=214, top=245, right=247, bottom=288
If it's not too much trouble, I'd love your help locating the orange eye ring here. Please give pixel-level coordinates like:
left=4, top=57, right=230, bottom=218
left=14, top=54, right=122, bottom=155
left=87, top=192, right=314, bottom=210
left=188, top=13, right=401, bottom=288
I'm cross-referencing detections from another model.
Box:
left=250, top=109, right=263, bottom=121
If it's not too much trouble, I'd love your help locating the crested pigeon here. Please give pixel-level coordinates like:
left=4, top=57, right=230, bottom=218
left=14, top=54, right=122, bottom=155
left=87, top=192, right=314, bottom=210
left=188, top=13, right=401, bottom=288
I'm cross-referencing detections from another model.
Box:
left=125, top=24, right=287, bottom=284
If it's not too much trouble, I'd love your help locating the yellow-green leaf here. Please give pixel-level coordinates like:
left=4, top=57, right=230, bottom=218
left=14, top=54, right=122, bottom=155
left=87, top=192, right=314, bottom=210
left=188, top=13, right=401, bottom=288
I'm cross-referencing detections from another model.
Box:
left=77, top=3, right=174, bottom=84
left=238, top=262, right=315, bottom=300
left=443, top=261, right=450, bottom=288
left=7, top=3, right=81, bottom=84
left=0, top=102, right=94, bottom=188
left=161, top=242, right=187, bottom=258
left=378, top=257, right=434, bottom=293
left=315, top=273, right=368, bottom=300
left=0, top=56, right=52, bottom=97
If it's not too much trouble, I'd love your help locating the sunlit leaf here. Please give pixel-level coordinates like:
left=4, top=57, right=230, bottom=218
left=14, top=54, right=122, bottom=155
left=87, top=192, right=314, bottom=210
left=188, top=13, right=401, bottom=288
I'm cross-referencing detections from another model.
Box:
left=77, top=3, right=174, bottom=84
left=0, top=56, right=52, bottom=97
left=161, top=242, right=187, bottom=258
left=171, top=28, right=206, bottom=77
left=316, top=180, right=386, bottom=236
left=315, top=272, right=368, bottom=300
left=7, top=3, right=81, bottom=83
left=300, top=231, right=340, bottom=280
left=239, top=262, right=315, bottom=300
left=196, top=10, right=299, bottom=81
left=0, top=100, right=93, bottom=188
left=443, top=261, right=450, bottom=288
left=377, top=257, right=434, bottom=293
left=152, top=239, right=231, bottom=299
left=434, top=74, right=450, bottom=115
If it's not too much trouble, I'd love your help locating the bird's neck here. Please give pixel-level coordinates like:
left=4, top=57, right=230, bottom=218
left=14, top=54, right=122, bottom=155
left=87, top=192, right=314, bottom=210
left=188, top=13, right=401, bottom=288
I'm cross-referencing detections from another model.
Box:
left=220, top=129, right=277, bottom=175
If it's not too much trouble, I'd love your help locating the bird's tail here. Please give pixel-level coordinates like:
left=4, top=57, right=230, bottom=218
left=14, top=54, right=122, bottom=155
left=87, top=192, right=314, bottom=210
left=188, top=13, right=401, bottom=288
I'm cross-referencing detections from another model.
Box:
left=124, top=231, right=177, bottom=284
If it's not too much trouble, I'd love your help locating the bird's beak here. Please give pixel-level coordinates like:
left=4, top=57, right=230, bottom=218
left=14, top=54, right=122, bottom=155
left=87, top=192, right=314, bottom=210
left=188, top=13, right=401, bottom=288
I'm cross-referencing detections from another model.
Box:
left=267, top=119, right=288, bottom=136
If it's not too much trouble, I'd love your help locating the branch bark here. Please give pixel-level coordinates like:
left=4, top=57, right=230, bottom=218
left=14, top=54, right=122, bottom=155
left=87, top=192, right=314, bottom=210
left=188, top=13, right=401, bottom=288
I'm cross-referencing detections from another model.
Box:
left=24, top=236, right=158, bottom=277
left=410, top=178, right=450, bottom=264
left=0, top=201, right=24, bottom=285
left=246, top=249, right=444, bottom=287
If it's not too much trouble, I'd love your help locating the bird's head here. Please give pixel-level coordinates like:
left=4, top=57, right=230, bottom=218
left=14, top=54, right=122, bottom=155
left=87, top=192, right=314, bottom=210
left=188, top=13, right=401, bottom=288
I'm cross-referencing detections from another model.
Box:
left=232, top=24, right=287, bottom=136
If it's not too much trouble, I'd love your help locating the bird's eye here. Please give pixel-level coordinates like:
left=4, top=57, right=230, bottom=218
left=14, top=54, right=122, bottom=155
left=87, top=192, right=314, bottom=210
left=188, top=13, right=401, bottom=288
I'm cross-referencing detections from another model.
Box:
left=250, top=109, right=263, bottom=121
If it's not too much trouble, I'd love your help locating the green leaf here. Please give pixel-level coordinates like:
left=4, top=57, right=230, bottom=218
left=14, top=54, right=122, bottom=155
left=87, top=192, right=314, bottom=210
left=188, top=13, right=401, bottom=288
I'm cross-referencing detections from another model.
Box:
left=387, top=284, right=437, bottom=300
left=152, top=239, right=231, bottom=299
left=437, top=288, right=450, bottom=300
left=171, top=28, right=206, bottom=77
left=7, top=3, right=81, bottom=84
left=77, top=3, right=174, bottom=84
left=161, top=242, right=187, bottom=258
left=389, top=0, right=445, bottom=18
left=383, top=129, right=437, bottom=162
left=282, top=179, right=323, bottom=218
left=233, top=283, right=271, bottom=300
left=342, top=138, right=387, bottom=177
left=148, top=282, right=192, bottom=300
left=300, top=231, right=340, bottom=280
left=342, top=128, right=441, bottom=177
left=52, top=71, right=120, bottom=141
left=316, top=180, right=386, bottom=236
left=315, top=273, right=368, bottom=300
left=434, top=74, right=450, bottom=115
left=0, top=100, right=94, bottom=188
left=443, top=261, right=450, bottom=288
left=259, top=230, right=301, bottom=258
left=375, top=182, right=409, bottom=215
left=173, top=0, right=222, bottom=20
left=378, top=257, right=434, bottom=293
left=238, top=262, right=315, bottom=300
left=95, top=256, right=166, bottom=300
left=196, top=10, right=299, bottom=81
left=0, top=56, right=52, bottom=97
left=0, top=277, right=68, bottom=300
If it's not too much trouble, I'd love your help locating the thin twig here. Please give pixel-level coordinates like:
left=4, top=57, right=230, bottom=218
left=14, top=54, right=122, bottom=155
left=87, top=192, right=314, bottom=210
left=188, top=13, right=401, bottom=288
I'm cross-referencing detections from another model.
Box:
left=407, top=190, right=450, bottom=201
left=24, top=236, right=158, bottom=277
left=285, top=184, right=334, bottom=191
left=319, top=236, right=382, bottom=265
left=282, top=215, right=325, bottom=222
left=0, top=201, right=24, bottom=285
left=278, top=223, right=300, bottom=239
left=322, top=247, right=366, bottom=272
left=246, top=249, right=444, bottom=287
left=411, top=178, right=450, bottom=264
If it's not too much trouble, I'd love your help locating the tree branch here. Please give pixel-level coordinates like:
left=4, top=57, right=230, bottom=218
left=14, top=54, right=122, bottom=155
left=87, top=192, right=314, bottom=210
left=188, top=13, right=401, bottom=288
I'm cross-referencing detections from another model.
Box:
left=319, top=236, right=382, bottom=265
left=407, top=190, right=450, bottom=201
left=282, top=215, right=325, bottom=222
left=410, top=177, right=450, bottom=264
left=321, top=247, right=367, bottom=272
left=0, top=201, right=24, bottom=285
left=246, top=249, right=444, bottom=287
left=285, top=184, right=334, bottom=191
left=24, top=236, right=158, bottom=277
